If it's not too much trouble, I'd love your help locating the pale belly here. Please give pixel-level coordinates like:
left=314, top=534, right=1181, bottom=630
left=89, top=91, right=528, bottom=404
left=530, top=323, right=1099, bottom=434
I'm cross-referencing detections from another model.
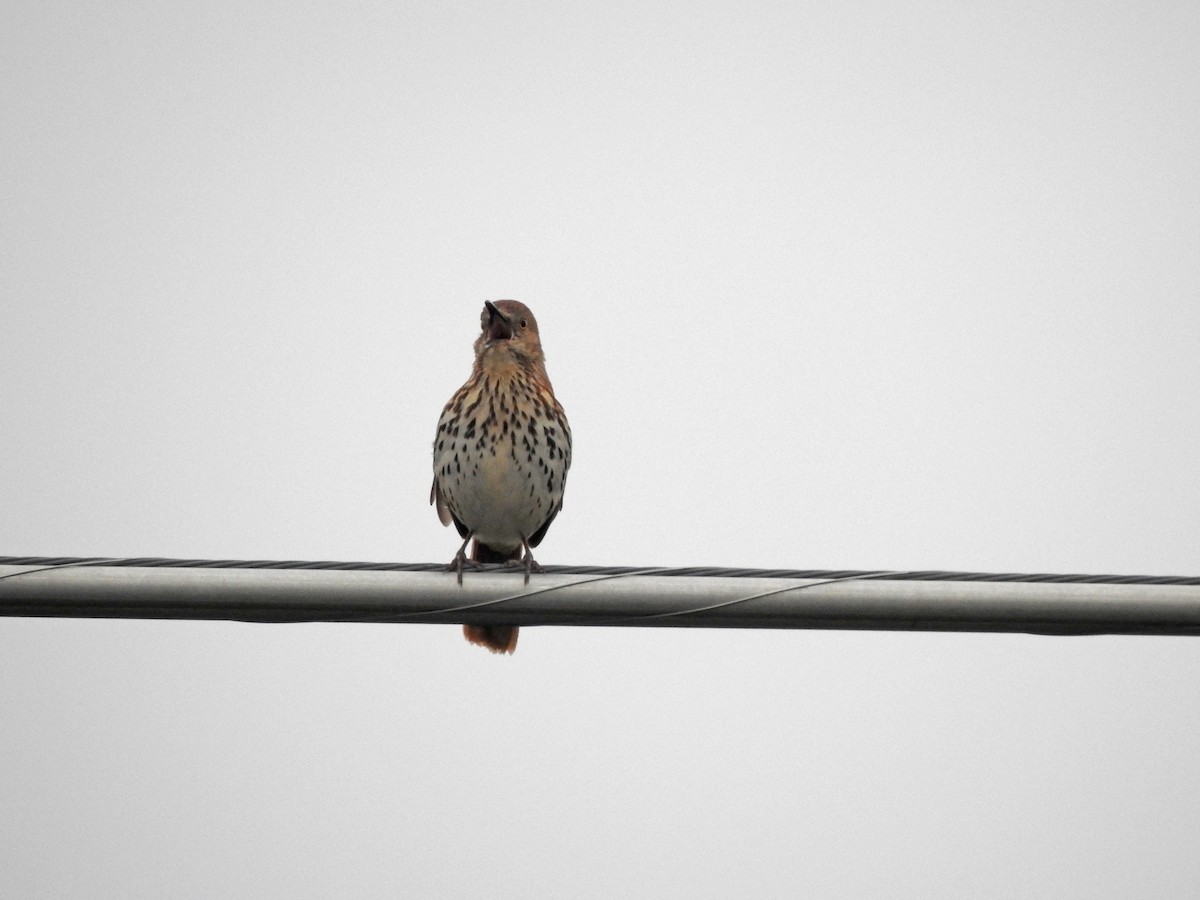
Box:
left=434, top=438, right=559, bottom=553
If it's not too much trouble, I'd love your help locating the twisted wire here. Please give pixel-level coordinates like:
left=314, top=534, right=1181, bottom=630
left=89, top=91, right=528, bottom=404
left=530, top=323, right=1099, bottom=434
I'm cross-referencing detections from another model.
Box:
left=1, top=555, right=1197, bottom=585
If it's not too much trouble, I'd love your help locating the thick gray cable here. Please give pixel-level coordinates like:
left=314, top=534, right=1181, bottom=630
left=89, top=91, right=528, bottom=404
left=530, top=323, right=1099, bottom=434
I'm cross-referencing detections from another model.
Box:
left=2, top=556, right=1200, bottom=636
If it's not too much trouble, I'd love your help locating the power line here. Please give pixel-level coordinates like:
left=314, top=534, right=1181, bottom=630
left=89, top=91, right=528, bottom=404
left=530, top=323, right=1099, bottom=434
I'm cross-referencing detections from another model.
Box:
left=2, top=555, right=1199, bottom=636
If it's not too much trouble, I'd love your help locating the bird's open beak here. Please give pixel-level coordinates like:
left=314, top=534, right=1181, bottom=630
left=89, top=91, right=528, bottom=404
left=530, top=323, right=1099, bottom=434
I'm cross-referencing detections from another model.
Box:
left=484, top=301, right=513, bottom=341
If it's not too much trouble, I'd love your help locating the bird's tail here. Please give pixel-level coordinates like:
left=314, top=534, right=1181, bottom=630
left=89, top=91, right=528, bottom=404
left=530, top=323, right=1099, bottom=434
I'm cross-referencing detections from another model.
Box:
left=463, top=624, right=518, bottom=654
left=462, top=540, right=520, bottom=654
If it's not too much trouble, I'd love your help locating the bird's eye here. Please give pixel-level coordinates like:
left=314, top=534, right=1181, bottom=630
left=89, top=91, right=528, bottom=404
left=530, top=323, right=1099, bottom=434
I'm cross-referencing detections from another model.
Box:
left=520, top=317, right=528, bottom=328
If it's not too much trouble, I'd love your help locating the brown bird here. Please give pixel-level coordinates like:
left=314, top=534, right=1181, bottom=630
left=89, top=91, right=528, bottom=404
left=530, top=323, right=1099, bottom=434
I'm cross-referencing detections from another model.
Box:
left=431, top=300, right=572, bottom=654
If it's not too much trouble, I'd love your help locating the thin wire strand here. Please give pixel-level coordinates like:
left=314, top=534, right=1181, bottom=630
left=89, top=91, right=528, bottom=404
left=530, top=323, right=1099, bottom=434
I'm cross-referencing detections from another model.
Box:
left=2, top=555, right=1198, bottom=585
left=0, top=558, right=122, bottom=582
left=581, top=571, right=902, bottom=627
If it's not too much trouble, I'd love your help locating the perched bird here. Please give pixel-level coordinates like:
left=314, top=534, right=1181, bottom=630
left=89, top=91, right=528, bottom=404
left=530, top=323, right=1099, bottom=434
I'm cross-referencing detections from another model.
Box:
left=431, top=300, right=572, bottom=654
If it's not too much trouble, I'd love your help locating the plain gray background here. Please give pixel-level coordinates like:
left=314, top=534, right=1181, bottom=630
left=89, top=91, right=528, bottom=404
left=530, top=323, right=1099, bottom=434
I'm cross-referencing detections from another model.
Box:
left=3, top=1, right=1199, bottom=897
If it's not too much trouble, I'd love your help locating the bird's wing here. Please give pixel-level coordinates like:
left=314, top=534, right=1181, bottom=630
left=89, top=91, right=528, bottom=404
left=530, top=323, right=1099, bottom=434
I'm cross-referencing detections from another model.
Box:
left=430, top=477, right=455, bottom=527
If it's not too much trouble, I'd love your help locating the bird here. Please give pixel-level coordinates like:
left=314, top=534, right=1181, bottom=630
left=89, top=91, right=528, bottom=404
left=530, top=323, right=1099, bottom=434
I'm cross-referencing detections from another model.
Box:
left=431, top=300, right=572, bottom=654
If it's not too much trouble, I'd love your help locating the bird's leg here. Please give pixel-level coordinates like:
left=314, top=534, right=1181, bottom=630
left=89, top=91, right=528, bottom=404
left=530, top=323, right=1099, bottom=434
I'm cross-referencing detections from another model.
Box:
left=502, top=537, right=545, bottom=586
left=446, top=534, right=480, bottom=585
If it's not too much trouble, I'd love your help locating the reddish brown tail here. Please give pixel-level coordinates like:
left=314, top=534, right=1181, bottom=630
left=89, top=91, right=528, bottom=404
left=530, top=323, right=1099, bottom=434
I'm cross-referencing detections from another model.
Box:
left=463, top=623, right=519, bottom=654
left=464, top=540, right=520, bottom=654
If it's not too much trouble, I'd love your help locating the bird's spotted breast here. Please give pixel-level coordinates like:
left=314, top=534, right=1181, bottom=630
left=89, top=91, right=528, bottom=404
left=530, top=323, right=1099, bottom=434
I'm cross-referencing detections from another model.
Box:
left=432, top=372, right=569, bottom=553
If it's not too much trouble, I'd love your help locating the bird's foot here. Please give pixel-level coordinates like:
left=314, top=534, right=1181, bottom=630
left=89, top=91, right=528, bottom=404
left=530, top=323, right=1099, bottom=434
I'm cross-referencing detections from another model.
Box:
left=502, top=542, right=544, bottom=586
left=447, top=541, right=481, bottom=585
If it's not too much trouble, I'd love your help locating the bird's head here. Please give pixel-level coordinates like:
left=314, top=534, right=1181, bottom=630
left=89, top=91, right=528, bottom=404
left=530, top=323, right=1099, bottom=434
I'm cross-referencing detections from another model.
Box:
left=475, top=300, right=544, bottom=370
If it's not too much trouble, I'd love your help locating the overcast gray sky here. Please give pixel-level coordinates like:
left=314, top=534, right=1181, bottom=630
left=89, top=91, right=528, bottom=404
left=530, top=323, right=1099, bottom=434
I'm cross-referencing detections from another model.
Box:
left=3, top=1, right=1200, bottom=897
